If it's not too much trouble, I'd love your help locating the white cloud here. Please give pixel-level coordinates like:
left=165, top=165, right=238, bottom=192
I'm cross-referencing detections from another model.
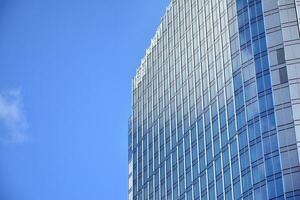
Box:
left=0, top=89, right=28, bottom=143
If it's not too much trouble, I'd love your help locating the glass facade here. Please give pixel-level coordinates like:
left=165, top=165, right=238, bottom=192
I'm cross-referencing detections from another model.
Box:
left=128, top=0, right=300, bottom=199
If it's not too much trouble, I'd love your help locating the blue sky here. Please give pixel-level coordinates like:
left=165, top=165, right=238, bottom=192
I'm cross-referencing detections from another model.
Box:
left=0, top=0, right=169, bottom=199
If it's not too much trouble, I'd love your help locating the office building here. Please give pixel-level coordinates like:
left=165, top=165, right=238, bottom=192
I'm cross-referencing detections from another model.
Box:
left=128, top=0, right=300, bottom=199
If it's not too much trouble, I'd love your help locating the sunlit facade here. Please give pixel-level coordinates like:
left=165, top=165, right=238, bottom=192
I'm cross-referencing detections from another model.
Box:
left=128, top=0, right=300, bottom=199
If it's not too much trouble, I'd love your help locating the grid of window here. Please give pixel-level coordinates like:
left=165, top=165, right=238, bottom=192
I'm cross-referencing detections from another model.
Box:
left=128, top=0, right=293, bottom=199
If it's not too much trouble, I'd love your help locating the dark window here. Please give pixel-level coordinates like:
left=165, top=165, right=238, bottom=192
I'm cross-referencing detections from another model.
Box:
left=279, top=67, right=288, bottom=84
left=277, top=48, right=285, bottom=64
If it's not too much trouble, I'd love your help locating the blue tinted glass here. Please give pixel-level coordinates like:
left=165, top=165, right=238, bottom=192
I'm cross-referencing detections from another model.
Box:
left=198, top=117, right=203, bottom=134
left=194, top=181, right=199, bottom=198
left=233, top=181, right=241, bottom=199
left=273, top=155, right=281, bottom=174
left=268, top=180, right=276, bottom=199
left=224, top=169, right=231, bottom=188
left=251, top=22, right=258, bottom=36
left=229, top=120, right=236, bottom=138
left=259, top=36, right=267, bottom=52
left=234, top=73, right=243, bottom=91
left=220, top=110, right=226, bottom=128
left=217, top=178, right=223, bottom=195
left=256, top=1, right=263, bottom=17
left=223, top=148, right=229, bottom=166
left=265, top=135, right=274, bottom=155
left=252, top=163, right=265, bottom=184
left=178, top=141, right=183, bottom=157
left=237, top=110, right=246, bottom=129
left=242, top=172, right=251, bottom=192
left=255, top=57, right=262, bottom=74
left=227, top=101, right=235, bottom=119
left=193, top=162, right=198, bottom=179
left=249, top=4, right=256, bottom=19
left=257, top=76, right=264, bottom=93
left=221, top=129, right=228, bottom=146
left=207, top=147, right=213, bottom=163
left=258, top=19, right=265, bottom=34
left=254, top=185, right=267, bottom=199
left=266, top=93, right=274, bottom=110
left=237, top=0, right=247, bottom=11
left=199, top=136, right=205, bottom=153
left=268, top=113, right=276, bottom=130
left=253, top=39, right=260, bottom=55
left=178, top=126, right=183, bottom=140
left=180, top=178, right=185, bottom=194
left=265, top=158, right=274, bottom=176
left=185, top=133, right=190, bottom=150
left=241, top=27, right=251, bottom=45
left=235, top=92, right=244, bottom=110
left=206, top=127, right=212, bottom=145
left=240, top=151, right=250, bottom=170
left=261, top=54, right=269, bottom=71
left=186, top=170, right=191, bottom=187
left=275, top=177, right=284, bottom=196
left=241, top=45, right=253, bottom=63
left=201, top=173, right=207, bottom=191
left=230, top=140, right=238, bottom=157
left=259, top=96, right=267, bottom=113
left=213, top=120, right=219, bottom=136
left=264, top=74, right=271, bottom=90
left=239, top=130, right=248, bottom=149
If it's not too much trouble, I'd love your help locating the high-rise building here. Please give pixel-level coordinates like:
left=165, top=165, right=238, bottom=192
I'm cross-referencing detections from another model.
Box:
left=128, top=0, right=300, bottom=199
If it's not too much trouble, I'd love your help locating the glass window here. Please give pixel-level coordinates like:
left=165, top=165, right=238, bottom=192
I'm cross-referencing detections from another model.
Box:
left=229, top=120, right=236, bottom=138
left=259, top=36, right=267, bottom=52
left=253, top=39, right=260, bottom=55
left=201, top=173, right=207, bottom=191
left=255, top=57, right=262, bottom=74
left=185, top=133, right=190, bottom=151
left=277, top=48, right=286, bottom=64
left=250, top=142, right=263, bottom=162
left=242, top=45, right=253, bottom=63
left=193, top=181, right=200, bottom=198
left=252, top=163, right=265, bottom=184
left=240, top=151, right=250, bottom=170
left=237, top=0, right=247, bottom=11
left=254, top=185, right=267, bottom=199
left=193, top=162, right=198, bottom=180
left=224, top=169, right=231, bottom=188
left=185, top=151, right=191, bottom=169
left=209, top=185, right=215, bottom=200
left=242, top=172, right=251, bottom=192
left=249, top=4, right=256, bottom=19
left=268, top=180, right=276, bottom=199
left=257, top=19, right=265, bottom=34
left=251, top=22, right=258, bottom=37
left=279, top=67, right=288, bottom=83
left=233, top=181, right=241, bottom=199
left=261, top=54, right=269, bottom=71
left=237, top=110, right=246, bottom=130
left=232, top=160, right=240, bottom=179
left=238, top=130, right=248, bottom=150
left=275, top=177, right=284, bottom=197
left=217, top=178, right=223, bottom=196
left=235, top=91, right=244, bottom=110
left=259, top=96, right=267, bottom=113
left=233, top=73, right=243, bottom=91
left=186, top=170, right=191, bottom=187
left=247, top=101, right=258, bottom=120
left=263, top=74, right=271, bottom=91
left=265, top=158, right=274, bottom=176
left=272, top=155, right=281, bottom=174
left=240, top=28, right=251, bottom=45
